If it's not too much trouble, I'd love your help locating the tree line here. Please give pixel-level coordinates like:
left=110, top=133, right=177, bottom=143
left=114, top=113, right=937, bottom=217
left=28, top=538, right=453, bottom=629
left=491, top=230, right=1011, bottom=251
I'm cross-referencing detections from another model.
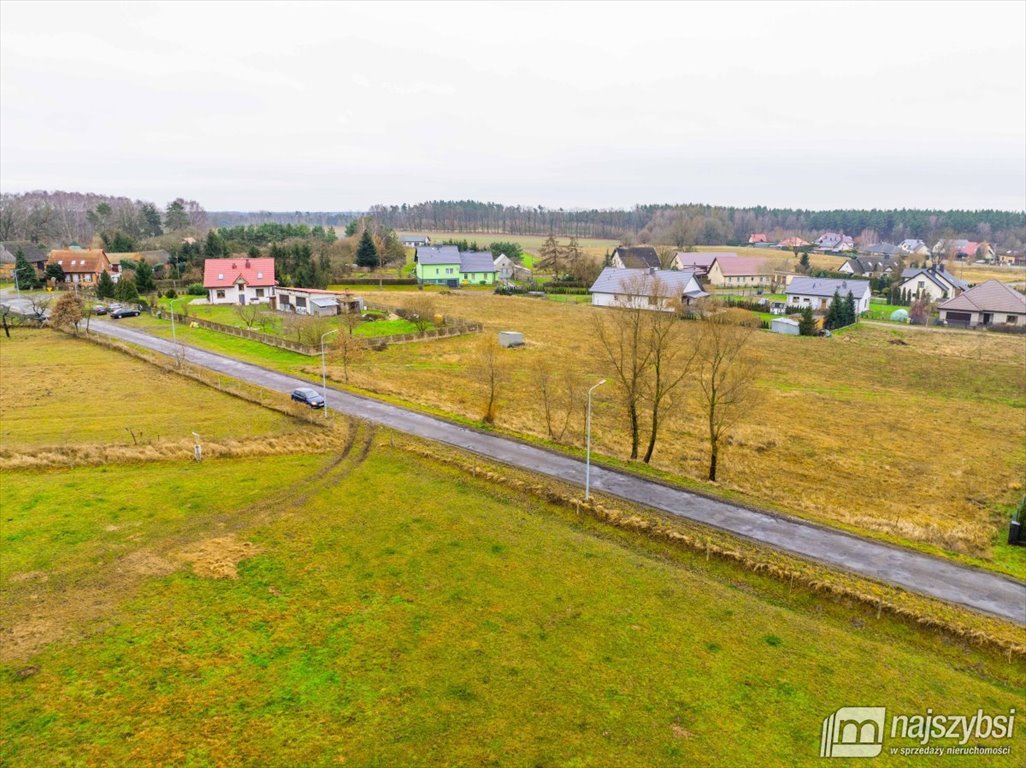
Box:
left=367, top=200, right=1026, bottom=251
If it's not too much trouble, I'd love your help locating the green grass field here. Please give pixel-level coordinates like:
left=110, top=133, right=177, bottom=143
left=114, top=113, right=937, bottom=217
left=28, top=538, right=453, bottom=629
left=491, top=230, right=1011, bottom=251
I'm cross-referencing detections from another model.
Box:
left=3, top=443, right=1023, bottom=766
left=0, top=331, right=302, bottom=448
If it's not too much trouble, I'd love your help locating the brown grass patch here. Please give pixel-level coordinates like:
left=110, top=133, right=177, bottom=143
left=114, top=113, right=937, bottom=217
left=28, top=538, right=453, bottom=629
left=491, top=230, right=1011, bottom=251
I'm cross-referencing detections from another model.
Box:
left=175, top=535, right=260, bottom=579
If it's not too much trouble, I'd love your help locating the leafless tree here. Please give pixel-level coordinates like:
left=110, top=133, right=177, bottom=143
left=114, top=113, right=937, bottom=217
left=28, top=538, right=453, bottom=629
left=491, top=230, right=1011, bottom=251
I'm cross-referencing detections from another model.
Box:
left=532, top=357, right=581, bottom=442
left=234, top=302, right=263, bottom=329
left=472, top=336, right=507, bottom=425
left=695, top=310, right=760, bottom=481
left=404, top=295, right=437, bottom=332
left=641, top=301, right=698, bottom=463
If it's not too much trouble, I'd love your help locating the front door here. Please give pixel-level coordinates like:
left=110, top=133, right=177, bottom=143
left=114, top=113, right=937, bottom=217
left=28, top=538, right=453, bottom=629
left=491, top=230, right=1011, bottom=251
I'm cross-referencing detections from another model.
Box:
left=982, top=313, right=991, bottom=325
left=239, top=293, right=246, bottom=305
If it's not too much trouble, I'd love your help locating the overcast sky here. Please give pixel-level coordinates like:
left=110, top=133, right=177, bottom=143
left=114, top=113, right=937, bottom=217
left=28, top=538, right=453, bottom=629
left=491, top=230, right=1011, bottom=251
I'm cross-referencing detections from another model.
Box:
left=2, top=1, right=1024, bottom=212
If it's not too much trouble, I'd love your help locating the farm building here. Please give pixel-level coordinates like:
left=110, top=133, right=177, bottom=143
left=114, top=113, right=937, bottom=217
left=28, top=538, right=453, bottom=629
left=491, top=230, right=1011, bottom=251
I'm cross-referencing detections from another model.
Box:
left=937, top=281, right=1026, bottom=328
left=785, top=277, right=871, bottom=314
left=0, top=241, right=47, bottom=278
left=494, top=253, right=532, bottom=281
left=669, top=251, right=722, bottom=275
left=706, top=256, right=772, bottom=288
left=400, top=234, right=431, bottom=247
left=589, top=267, right=706, bottom=310
left=275, top=287, right=364, bottom=316
left=203, top=257, right=276, bottom=305
left=610, top=246, right=660, bottom=269
left=47, top=249, right=112, bottom=285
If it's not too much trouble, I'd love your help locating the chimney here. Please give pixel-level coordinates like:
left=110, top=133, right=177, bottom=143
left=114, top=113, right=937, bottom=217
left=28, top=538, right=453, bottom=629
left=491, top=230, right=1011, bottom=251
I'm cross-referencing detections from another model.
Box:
left=649, top=266, right=657, bottom=276
left=231, top=262, right=237, bottom=269
left=245, top=259, right=251, bottom=269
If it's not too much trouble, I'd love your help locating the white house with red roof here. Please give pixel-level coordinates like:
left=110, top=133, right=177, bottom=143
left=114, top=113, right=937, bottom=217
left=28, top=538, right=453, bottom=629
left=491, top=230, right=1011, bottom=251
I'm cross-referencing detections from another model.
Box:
left=203, top=257, right=276, bottom=305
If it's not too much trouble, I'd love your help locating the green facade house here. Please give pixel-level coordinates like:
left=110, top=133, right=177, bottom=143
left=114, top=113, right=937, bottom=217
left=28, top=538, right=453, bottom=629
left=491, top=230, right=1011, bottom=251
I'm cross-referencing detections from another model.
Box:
left=416, top=246, right=497, bottom=286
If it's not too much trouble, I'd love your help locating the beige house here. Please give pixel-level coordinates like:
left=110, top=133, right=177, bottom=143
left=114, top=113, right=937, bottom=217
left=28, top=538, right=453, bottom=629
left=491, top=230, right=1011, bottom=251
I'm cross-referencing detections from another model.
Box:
left=938, top=281, right=1026, bottom=328
left=47, top=249, right=112, bottom=284
left=897, top=266, right=968, bottom=302
left=707, top=256, right=771, bottom=288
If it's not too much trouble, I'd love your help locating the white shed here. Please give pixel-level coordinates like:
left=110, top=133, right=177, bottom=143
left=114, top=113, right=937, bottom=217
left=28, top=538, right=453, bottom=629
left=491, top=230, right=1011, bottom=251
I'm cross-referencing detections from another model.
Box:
left=770, top=317, right=800, bottom=335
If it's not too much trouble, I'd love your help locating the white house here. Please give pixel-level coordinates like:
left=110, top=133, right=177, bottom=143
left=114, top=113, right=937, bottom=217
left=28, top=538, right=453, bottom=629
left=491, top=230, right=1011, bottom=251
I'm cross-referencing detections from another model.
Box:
left=589, top=267, right=706, bottom=310
left=897, top=239, right=930, bottom=257
left=400, top=234, right=431, bottom=247
left=785, top=277, right=871, bottom=314
left=897, top=266, right=967, bottom=302
left=814, top=233, right=854, bottom=252
left=493, top=253, right=532, bottom=281
left=937, top=281, right=1026, bottom=328
left=203, top=257, right=276, bottom=305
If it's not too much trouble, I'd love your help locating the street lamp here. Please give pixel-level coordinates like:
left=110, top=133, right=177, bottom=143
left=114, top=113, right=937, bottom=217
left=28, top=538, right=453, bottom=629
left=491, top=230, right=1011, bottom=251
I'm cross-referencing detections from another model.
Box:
left=168, top=297, right=181, bottom=363
left=585, top=379, right=607, bottom=501
left=320, top=328, right=339, bottom=418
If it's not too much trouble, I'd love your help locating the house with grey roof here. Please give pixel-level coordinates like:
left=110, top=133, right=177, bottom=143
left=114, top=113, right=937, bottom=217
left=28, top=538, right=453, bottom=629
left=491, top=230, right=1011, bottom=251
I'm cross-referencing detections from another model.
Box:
left=937, top=281, right=1026, bottom=328
left=415, top=246, right=497, bottom=286
left=786, top=277, right=871, bottom=314
left=839, top=256, right=887, bottom=277
left=897, top=265, right=967, bottom=302
left=590, top=267, right=707, bottom=310
left=861, top=242, right=899, bottom=259
left=897, top=239, right=930, bottom=257
left=0, top=241, right=48, bottom=277
left=610, top=246, right=660, bottom=270
left=670, top=251, right=724, bottom=275
left=400, top=234, right=431, bottom=247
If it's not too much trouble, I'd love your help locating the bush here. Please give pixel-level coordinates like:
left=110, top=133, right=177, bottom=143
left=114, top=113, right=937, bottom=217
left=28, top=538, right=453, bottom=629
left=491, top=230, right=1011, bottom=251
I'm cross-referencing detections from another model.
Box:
left=186, top=283, right=206, bottom=296
left=165, top=288, right=177, bottom=299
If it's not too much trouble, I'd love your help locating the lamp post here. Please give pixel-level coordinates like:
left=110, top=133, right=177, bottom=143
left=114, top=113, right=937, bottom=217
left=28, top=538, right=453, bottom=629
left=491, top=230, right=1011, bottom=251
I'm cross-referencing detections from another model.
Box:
left=585, top=379, right=606, bottom=501
left=168, top=297, right=181, bottom=362
left=320, top=328, right=339, bottom=418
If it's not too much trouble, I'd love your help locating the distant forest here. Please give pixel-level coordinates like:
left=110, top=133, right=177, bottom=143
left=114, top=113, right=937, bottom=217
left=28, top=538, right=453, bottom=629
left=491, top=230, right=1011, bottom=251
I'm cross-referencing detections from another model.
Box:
left=4, top=191, right=1024, bottom=252
left=367, top=201, right=1026, bottom=251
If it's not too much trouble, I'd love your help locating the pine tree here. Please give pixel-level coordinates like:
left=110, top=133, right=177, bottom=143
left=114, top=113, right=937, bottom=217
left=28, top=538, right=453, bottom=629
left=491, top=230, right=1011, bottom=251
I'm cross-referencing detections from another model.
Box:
left=798, top=305, right=817, bottom=336
left=96, top=270, right=115, bottom=299
left=825, top=291, right=842, bottom=330
left=13, top=251, right=38, bottom=289
left=134, top=260, right=156, bottom=293
left=799, top=252, right=810, bottom=272
left=44, top=262, right=65, bottom=284
left=114, top=275, right=139, bottom=303
left=843, top=291, right=857, bottom=325
left=356, top=230, right=379, bottom=268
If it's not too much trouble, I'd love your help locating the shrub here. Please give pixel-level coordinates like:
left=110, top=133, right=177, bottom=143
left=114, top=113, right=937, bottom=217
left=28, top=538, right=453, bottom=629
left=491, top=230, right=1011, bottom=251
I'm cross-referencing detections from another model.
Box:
left=186, top=283, right=206, bottom=296
left=165, top=288, right=177, bottom=299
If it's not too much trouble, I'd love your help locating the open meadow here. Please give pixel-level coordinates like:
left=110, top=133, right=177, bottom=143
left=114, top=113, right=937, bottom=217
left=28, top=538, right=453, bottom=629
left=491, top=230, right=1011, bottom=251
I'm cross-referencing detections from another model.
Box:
left=114, top=293, right=1026, bottom=577
left=0, top=330, right=305, bottom=449
left=3, top=429, right=1024, bottom=766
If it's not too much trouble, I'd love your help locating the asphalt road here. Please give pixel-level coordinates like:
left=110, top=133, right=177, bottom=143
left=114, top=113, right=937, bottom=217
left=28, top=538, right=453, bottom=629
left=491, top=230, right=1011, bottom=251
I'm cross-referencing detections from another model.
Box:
left=88, top=319, right=1026, bottom=624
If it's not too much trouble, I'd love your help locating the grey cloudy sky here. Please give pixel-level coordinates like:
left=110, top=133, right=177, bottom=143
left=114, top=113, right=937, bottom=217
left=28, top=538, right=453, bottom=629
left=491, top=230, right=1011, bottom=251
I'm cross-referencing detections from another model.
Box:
left=2, top=1, right=1024, bottom=211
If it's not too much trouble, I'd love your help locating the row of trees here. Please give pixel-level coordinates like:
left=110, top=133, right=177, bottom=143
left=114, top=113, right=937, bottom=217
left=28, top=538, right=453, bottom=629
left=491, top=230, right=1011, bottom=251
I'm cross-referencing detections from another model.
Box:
left=591, top=277, right=759, bottom=480
left=367, top=200, right=1026, bottom=251
left=0, top=191, right=208, bottom=245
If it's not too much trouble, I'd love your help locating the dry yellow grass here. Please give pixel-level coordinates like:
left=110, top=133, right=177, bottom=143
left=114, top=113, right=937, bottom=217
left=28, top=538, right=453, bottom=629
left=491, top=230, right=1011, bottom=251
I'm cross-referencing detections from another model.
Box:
left=328, top=290, right=1026, bottom=563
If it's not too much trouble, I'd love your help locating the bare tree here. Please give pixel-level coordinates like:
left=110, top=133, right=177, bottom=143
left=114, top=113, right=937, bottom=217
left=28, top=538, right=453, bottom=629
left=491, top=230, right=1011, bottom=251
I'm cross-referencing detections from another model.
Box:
left=695, top=310, right=760, bottom=482
left=49, top=292, right=84, bottom=334
left=471, top=336, right=507, bottom=425
left=532, top=357, right=582, bottom=442
left=234, top=302, right=263, bottom=329
left=404, top=295, right=437, bottom=332
left=641, top=300, right=698, bottom=463
left=592, top=274, right=657, bottom=459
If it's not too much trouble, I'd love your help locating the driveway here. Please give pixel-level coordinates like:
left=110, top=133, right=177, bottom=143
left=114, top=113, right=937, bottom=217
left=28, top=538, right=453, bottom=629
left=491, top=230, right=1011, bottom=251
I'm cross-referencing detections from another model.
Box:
left=86, top=319, right=1026, bottom=624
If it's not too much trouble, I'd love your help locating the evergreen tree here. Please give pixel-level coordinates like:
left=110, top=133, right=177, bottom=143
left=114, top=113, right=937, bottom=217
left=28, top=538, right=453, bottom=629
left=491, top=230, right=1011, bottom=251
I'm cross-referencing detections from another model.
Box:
left=204, top=230, right=226, bottom=258
left=135, top=260, right=156, bottom=293
left=164, top=199, right=190, bottom=231
left=139, top=203, right=163, bottom=236
left=96, top=270, right=115, bottom=299
left=247, top=246, right=260, bottom=258
left=843, top=291, right=857, bottom=325
left=799, top=252, right=810, bottom=272
left=13, top=251, right=38, bottom=289
left=825, top=291, right=842, bottom=330
left=101, top=230, right=137, bottom=253
left=356, top=229, right=379, bottom=268
left=798, top=305, right=817, bottom=336
left=114, top=275, right=139, bottom=303
left=44, top=262, right=65, bottom=284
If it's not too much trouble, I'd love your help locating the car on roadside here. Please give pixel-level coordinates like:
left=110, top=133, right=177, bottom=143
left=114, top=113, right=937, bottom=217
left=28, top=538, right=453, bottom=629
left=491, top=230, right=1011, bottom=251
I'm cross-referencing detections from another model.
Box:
left=109, top=307, right=141, bottom=319
left=93, top=304, right=108, bottom=315
left=291, top=388, right=325, bottom=408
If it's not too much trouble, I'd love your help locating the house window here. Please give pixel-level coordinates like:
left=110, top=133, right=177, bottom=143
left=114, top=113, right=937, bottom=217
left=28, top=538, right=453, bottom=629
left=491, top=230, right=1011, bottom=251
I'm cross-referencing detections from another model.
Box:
left=1007, top=316, right=1018, bottom=325
left=255, top=288, right=264, bottom=298
left=257, top=272, right=263, bottom=279
left=218, top=273, right=224, bottom=280
left=296, top=297, right=307, bottom=308
left=279, top=294, right=290, bottom=305
left=647, top=295, right=659, bottom=306
left=216, top=290, right=226, bottom=299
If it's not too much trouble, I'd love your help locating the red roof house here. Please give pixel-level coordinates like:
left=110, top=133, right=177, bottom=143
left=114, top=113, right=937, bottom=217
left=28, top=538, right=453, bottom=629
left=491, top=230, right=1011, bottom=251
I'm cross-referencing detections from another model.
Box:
left=203, top=257, right=277, bottom=305
left=748, top=233, right=768, bottom=243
